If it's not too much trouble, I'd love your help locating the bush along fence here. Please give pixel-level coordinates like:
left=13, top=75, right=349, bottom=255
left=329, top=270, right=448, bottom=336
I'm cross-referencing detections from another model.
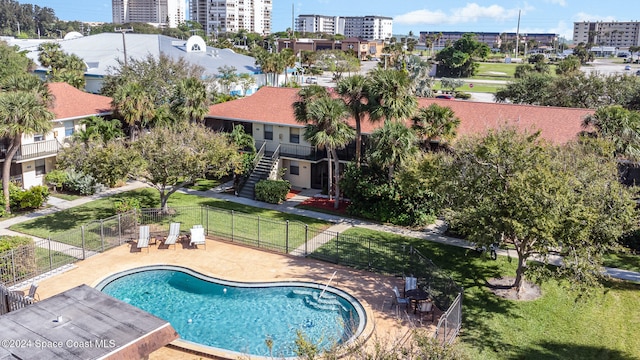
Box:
left=0, top=205, right=463, bottom=345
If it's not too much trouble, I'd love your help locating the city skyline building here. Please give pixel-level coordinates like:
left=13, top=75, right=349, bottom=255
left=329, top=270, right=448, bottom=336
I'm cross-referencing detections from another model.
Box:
left=112, top=0, right=186, bottom=28
left=296, top=14, right=392, bottom=41
left=573, top=21, right=640, bottom=48
left=189, top=0, right=272, bottom=36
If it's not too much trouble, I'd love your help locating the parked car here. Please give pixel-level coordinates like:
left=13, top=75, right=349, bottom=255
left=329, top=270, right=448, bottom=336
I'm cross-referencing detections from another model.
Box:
left=305, top=77, right=318, bottom=84
left=636, top=70, right=640, bottom=76
left=435, top=94, right=455, bottom=100
left=625, top=65, right=631, bottom=71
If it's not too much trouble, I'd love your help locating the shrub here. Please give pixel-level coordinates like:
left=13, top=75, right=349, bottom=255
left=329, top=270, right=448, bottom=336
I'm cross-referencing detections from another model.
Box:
left=255, top=180, right=291, bottom=204
left=44, top=170, right=68, bottom=192
left=15, top=185, right=49, bottom=210
left=64, top=170, right=103, bottom=195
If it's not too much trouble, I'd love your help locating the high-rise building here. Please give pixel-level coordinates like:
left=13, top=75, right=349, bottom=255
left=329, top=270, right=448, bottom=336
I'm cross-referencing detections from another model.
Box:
left=189, top=0, right=272, bottom=36
left=573, top=21, right=640, bottom=47
left=112, top=0, right=186, bottom=28
left=295, top=14, right=392, bottom=41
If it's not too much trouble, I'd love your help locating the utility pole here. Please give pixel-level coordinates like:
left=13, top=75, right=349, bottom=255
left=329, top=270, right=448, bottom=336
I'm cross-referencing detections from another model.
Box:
left=514, top=10, right=521, bottom=59
left=115, top=27, right=134, bottom=66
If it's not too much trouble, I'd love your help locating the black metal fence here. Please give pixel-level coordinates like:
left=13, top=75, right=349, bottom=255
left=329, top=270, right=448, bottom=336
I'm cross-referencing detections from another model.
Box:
left=0, top=205, right=463, bottom=345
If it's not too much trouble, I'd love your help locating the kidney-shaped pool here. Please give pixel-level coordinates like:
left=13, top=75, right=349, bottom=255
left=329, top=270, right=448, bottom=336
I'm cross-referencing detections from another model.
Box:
left=95, top=265, right=366, bottom=358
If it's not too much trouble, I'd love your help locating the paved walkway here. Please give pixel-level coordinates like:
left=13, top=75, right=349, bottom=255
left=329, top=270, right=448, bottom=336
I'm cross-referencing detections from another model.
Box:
left=1, top=180, right=638, bottom=283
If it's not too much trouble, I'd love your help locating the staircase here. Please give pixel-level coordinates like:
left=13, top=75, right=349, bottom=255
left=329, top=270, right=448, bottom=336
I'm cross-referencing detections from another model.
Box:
left=237, top=152, right=275, bottom=199
left=290, top=289, right=348, bottom=313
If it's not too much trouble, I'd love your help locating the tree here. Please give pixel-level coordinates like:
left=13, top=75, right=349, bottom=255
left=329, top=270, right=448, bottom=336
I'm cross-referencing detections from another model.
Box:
left=555, top=55, right=581, bottom=75
left=74, top=116, right=124, bottom=145
left=132, top=124, right=241, bottom=212
left=37, top=42, right=86, bottom=89
left=169, top=77, right=209, bottom=123
left=111, top=81, right=155, bottom=141
left=367, top=120, right=418, bottom=182
left=440, top=78, right=464, bottom=93
left=436, top=33, right=490, bottom=77
left=494, top=73, right=553, bottom=105
left=406, top=55, right=433, bottom=97
left=443, top=128, right=636, bottom=294
left=295, top=91, right=355, bottom=209
left=216, top=65, right=239, bottom=94
left=0, top=89, right=54, bottom=213
left=336, top=75, right=369, bottom=167
left=314, top=50, right=360, bottom=81
left=367, top=68, right=417, bottom=123
left=582, top=105, right=640, bottom=160
left=412, top=104, right=460, bottom=150
left=0, top=41, right=32, bottom=81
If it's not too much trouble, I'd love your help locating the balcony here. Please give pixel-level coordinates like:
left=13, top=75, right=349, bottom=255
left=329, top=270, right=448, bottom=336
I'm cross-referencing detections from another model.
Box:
left=0, top=139, right=62, bottom=162
left=255, top=140, right=356, bottom=162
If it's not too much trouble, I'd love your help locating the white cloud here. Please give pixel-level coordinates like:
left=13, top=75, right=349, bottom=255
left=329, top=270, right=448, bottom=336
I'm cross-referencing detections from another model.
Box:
left=395, top=3, right=531, bottom=26
left=572, top=12, right=617, bottom=22
left=545, top=0, right=567, bottom=6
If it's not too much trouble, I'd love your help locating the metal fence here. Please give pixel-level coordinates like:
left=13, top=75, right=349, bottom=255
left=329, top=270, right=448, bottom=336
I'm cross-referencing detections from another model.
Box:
left=0, top=205, right=463, bottom=345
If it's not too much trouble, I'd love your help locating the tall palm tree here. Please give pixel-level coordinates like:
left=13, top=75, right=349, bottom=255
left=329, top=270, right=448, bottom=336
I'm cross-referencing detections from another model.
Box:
left=170, top=77, right=209, bottom=123
left=336, top=75, right=369, bottom=166
left=111, top=81, right=155, bottom=141
left=0, top=90, right=54, bottom=213
left=367, top=69, right=417, bottom=123
left=303, top=97, right=355, bottom=209
left=367, top=120, right=418, bottom=182
left=583, top=105, right=640, bottom=160
left=292, top=85, right=331, bottom=123
left=412, top=104, right=461, bottom=150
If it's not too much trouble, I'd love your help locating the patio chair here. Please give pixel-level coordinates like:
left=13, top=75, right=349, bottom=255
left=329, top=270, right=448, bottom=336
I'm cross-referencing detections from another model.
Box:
left=137, top=225, right=150, bottom=252
left=189, top=226, right=206, bottom=249
left=416, top=300, right=434, bottom=325
left=391, top=286, right=410, bottom=317
left=24, top=283, right=39, bottom=302
left=404, top=276, right=417, bottom=296
left=163, top=222, right=181, bottom=250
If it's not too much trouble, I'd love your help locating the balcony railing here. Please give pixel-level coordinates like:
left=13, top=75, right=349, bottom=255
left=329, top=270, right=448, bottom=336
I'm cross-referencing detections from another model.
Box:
left=255, top=140, right=357, bottom=163
left=0, top=139, right=62, bottom=162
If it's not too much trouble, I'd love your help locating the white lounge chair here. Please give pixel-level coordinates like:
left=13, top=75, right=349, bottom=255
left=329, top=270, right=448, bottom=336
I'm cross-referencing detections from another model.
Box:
left=137, top=225, right=150, bottom=252
left=404, top=276, right=417, bottom=296
left=190, top=226, right=206, bottom=249
left=163, top=222, right=181, bottom=249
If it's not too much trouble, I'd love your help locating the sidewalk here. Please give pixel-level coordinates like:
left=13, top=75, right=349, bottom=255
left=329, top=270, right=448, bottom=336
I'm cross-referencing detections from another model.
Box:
left=0, top=181, right=638, bottom=283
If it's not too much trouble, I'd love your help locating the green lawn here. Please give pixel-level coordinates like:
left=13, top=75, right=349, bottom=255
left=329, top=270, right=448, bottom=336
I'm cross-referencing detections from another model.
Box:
left=433, top=82, right=504, bottom=94
left=49, top=192, right=83, bottom=201
left=185, top=178, right=227, bottom=191
left=9, top=188, right=330, bottom=240
left=603, top=252, right=640, bottom=273
left=339, top=227, right=640, bottom=360
left=474, top=62, right=518, bottom=80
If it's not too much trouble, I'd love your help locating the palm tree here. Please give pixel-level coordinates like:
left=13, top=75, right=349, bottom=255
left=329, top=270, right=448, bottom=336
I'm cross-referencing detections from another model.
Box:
left=111, top=81, right=155, bottom=141
left=412, top=104, right=461, bottom=150
left=583, top=105, right=640, bottom=160
left=367, top=69, right=418, bottom=123
left=292, top=85, right=331, bottom=123
left=336, top=75, right=369, bottom=166
left=367, top=120, right=418, bottom=182
left=303, top=97, right=355, bottom=209
left=0, top=90, right=54, bottom=213
left=170, top=77, right=209, bottom=123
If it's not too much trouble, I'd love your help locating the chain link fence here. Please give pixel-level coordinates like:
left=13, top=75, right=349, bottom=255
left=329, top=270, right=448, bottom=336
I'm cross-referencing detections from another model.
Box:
left=0, top=205, right=462, bottom=344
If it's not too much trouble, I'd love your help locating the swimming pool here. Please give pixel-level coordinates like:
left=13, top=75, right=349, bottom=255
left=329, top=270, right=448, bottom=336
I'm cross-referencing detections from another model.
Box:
left=95, top=265, right=366, bottom=358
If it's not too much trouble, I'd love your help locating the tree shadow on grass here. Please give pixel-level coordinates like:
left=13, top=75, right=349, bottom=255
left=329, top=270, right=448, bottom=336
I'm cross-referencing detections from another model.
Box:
left=507, top=341, right=636, bottom=360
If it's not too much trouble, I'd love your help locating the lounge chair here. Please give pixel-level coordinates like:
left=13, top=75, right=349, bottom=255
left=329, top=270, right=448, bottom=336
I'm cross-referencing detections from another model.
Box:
left=391, top=286, right=410, bottom=317
left=190, top=226, right=206, bottom=249
left=137, top=225, right=150, bottom=252
left=163, top=222, right=181, bottom=249
left=24, top=283, right=39, bottom=302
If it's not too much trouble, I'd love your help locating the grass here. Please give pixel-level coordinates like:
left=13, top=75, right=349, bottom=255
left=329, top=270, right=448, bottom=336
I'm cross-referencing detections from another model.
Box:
left=433, top=82, right=504, bottom=94
left=603, top=252, right=640, bottom=273
left=474, top=62, right=518, bottom=80
left=49, top=192, right=83, bottom=201
left=185, top=178, right=226, bottom=191
left=338, top=227, right=640, bottom=360
left=9, top=188, right=331, bottom=240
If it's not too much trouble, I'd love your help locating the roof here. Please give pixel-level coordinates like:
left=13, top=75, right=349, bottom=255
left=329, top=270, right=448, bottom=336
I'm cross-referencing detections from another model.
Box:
left=47, top=82, right=112, bottom=120
left=0, top=284, right=178, bottom=360
left=207, top=87, right=594, bottom=145
left=21, top=33, right=259, bottom=78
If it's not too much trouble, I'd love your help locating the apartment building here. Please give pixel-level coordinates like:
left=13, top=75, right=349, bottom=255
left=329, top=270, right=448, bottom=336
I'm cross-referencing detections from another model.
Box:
left=189, top=0, right=272, bottom=36
left=573, top=21, right=640, bottom=47
left=419, top=31, right=557, bottom=49
left=112, top=0, right=186, bottom=28
left=295, top=15, right=392, bottom=41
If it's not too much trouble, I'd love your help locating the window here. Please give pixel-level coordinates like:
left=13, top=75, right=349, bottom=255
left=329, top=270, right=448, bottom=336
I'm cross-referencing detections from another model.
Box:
left=264, top=125, right=273, bottom=140
left=289, top=161, right=299, bottom=175
left=34, top=134, right=44, bottom=142
left=35, top=159, right=45, bottom=176
left=289, top=128, right=300, bottom=144
left=64, top=121, right=75, bottom=137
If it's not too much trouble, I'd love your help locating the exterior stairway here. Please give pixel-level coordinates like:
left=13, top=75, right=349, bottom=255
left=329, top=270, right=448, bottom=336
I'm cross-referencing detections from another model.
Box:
left=237, top=152, right=274, bottom=199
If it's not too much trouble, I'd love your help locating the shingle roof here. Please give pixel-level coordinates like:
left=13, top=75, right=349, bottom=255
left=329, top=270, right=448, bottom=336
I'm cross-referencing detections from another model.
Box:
left=47, top=82, right=112, bottom=120
left=208, top=87, right=594, bottom=144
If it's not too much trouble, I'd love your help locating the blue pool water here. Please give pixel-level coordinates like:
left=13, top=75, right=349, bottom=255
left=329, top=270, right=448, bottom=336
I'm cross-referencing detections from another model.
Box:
left=97, top=266, right=364, bottom=358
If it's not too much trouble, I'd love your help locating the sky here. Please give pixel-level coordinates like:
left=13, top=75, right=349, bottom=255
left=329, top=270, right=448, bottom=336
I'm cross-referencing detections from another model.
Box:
left=26, top=0, right=638, bottom=40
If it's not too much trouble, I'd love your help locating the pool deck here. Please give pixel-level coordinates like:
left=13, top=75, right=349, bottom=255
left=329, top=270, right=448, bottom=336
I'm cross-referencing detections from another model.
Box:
left=25, top=236, right=437, bottom=359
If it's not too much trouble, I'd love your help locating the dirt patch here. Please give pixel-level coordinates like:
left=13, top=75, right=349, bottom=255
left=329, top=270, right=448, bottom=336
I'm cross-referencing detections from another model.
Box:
left=486, top=277, right=542, bottom=301
left=298, top=196, right=350, bottom=215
